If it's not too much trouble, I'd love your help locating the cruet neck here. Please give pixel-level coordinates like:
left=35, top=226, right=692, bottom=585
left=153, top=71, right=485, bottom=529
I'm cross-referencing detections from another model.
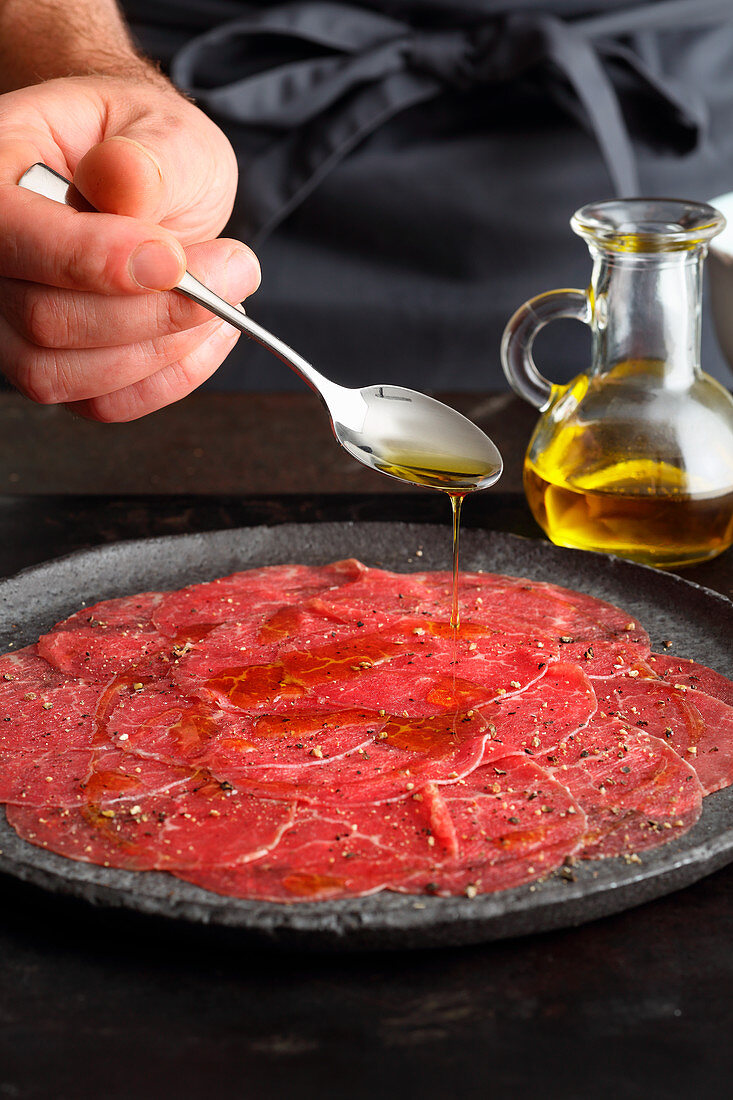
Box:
left=571, top=199, right=725, bottom=387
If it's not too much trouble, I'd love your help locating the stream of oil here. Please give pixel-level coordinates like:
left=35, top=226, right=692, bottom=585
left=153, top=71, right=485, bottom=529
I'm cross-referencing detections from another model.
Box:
left=448, top=491, right=468, bottom=629
left=373, top=449, right=501, bottom=629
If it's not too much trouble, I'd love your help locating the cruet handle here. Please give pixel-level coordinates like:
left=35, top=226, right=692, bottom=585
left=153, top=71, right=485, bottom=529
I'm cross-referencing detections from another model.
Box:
left=500, top=289, right=591, bottom=410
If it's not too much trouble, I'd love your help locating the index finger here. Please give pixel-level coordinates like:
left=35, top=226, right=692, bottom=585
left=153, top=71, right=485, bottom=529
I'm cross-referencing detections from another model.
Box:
left=0, top=141, right=186, bottom=294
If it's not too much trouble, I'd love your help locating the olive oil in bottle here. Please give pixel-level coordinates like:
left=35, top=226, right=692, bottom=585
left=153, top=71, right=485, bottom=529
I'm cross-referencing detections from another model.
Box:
left=525, top=454, right=733, bottom=568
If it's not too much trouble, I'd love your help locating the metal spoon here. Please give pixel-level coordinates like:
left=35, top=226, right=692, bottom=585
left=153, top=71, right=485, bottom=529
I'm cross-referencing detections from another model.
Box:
left=19, top=162, right=502, bottom=492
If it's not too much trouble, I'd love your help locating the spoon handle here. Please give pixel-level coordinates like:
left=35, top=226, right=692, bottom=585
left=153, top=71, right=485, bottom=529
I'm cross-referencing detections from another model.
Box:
left=174, top=270, right=332, bottom=398
left=17, top=162, right=336, bottom=401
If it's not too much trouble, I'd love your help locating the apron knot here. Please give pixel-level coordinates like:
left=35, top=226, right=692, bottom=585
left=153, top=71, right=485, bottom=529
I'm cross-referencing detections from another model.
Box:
left=168, top=1, right=721, bottom=240
left=406, top=28, right=486, bottom=91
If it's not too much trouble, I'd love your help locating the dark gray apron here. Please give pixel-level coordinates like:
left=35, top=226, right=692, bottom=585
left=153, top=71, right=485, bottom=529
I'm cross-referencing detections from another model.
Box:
left=123, top=0, right=733, bottom=390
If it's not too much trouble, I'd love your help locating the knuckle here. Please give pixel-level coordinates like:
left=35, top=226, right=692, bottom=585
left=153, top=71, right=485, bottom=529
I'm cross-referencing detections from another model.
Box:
left=61, top=237, right=110, bottom=292
left=179, top=321, right=237, bottom=383
left=13, top=343, right=83, bottom=404
left=157, top=289, right=190, bottom=334
left=22, top=294, right=65, bottom=349
left=149, top=319, right=212, bottom=365
left=13, top=349, right=63, bottom=405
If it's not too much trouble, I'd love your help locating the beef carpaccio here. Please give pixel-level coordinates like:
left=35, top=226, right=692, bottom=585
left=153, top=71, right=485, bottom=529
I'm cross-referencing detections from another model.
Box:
left=0, top=560, right=729, bottom=903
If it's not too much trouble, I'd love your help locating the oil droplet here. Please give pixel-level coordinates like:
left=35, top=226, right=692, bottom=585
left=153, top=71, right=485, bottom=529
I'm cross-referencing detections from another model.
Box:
left=282, top=872, right=347, bottom=897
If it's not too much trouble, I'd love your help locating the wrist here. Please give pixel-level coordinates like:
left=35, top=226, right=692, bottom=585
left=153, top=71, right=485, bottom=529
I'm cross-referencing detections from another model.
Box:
left=0, top=0, right=167, bottom=93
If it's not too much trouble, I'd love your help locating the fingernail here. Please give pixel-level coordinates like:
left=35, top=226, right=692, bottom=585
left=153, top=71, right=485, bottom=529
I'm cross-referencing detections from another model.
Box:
left=130, top=240, right=184, bottom=290
left=225, top=245, right=261, bottom=299
left=107, top=136, right=163, bottom=181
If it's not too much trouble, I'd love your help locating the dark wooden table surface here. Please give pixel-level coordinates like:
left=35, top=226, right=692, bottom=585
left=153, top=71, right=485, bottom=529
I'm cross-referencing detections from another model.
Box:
left=1, top=392, right=732, bottom=1100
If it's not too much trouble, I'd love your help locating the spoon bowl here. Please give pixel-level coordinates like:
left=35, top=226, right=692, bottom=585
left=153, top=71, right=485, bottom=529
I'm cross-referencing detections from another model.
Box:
left=330, top=384, right=502, bottom=491
left=19, top=163, right=502, bottom=493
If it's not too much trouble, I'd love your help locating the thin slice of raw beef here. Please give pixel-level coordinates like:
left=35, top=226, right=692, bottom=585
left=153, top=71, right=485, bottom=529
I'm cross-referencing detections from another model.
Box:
left=0, top=749, right=96, bottom=807
left=37, top=625, right=167, bottom=682
left=7, top=755, right=295, bottom=870
left=165, top=616, right=372, bottom=710
left=592, top=674, right=733, bottom=794
left=541, top=716, right=704, bottom=857
left=0, top=680, right=102, bottom=756
left=0, top=743, right=189, bottom=808
left=316, top=568, right=650, bottom=675
left=641, top=653, right=733, bottom=707
left=174, top=620, right=554, bottom=719
left=477, top=661, right=596, bottom=763
left=103, top=681, right=383, bottom=772
left=151, top=561, right=364, bottom=638
left=175, top=783, right=458, bottom=902
left=0, top=646, right=66, bottom=700
left=44, top=592, right=164, bottom=631
left=219, top=708, right=490, bottom=804
left=296, top=627, right=554, bottom=715
left=396, top=757, right=587, bottom=895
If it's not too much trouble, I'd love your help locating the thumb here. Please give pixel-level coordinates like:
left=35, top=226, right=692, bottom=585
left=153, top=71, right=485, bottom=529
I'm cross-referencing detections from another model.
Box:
left=74, top=135, right=167, bottom=221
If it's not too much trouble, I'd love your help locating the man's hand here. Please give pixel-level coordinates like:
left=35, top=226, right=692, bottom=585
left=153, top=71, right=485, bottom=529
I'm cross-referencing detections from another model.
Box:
left=0, top=72, right=260, bottom=420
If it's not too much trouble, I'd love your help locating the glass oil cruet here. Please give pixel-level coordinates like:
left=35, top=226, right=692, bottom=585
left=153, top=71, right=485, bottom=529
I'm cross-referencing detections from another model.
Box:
left=501, top=198, right=733, bottom=568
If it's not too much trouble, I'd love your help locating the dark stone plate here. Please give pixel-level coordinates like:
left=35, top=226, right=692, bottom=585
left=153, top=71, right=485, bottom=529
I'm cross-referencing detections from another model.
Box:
left=0, top=523, right=731, bottom=951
